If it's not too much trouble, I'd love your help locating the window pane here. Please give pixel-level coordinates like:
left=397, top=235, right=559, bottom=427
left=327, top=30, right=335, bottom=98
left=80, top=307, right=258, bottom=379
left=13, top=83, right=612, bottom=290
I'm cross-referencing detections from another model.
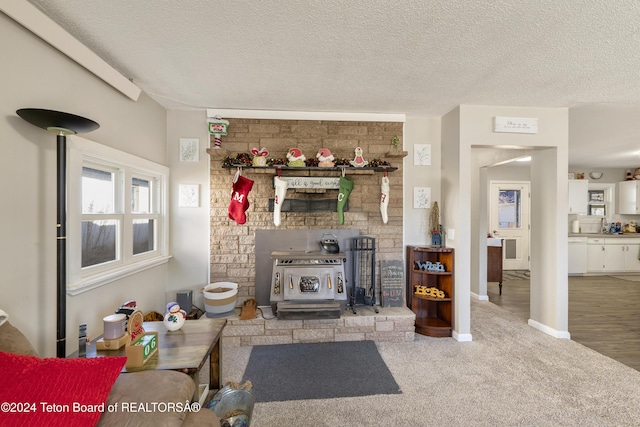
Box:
left=132, top=177, right=151, bottom=214
left=82, top=167, right=114, bottom=214
left=133, top=219, right=155, bottom=255
left=497, top=189, right=521, bottom=229
left=82, top=220, right=117, bottom=267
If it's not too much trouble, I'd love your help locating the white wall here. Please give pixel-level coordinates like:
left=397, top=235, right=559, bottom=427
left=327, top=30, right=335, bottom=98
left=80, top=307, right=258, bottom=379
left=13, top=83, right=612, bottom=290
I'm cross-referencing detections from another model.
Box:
left=461, top=105, right=570, bottom=338
left=440, top=107, right=468, bottom=340
left=166, top=111, right=212, bottom=311
left=1, top=14, right=168, bottom=356
left=403, top=116, right=442, bottom=246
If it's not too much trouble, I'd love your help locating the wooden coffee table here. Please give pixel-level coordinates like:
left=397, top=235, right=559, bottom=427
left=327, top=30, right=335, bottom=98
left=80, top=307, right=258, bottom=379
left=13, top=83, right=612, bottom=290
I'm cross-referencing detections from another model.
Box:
left=82, top=318, right=226, bottom=398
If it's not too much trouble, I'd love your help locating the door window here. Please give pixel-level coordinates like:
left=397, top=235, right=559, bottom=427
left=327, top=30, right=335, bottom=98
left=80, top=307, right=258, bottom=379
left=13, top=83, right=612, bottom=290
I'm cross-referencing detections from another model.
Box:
left=498, top=190, right=522, bottom=230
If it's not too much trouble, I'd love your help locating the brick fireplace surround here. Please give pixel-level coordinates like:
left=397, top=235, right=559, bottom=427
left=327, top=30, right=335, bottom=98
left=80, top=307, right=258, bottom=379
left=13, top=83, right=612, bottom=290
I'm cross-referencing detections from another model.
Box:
left=207, top=118, right=415, bottom=346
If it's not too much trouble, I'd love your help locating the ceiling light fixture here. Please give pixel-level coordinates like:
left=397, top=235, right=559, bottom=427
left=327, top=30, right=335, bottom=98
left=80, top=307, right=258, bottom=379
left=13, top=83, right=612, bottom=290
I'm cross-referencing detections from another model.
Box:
left=17, top=108, right=100, bottom=358
left=589, top=172, right=603, bottom=180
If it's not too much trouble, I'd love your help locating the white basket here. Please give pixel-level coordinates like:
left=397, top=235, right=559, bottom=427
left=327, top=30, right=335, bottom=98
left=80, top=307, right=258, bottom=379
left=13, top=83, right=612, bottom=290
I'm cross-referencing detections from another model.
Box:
left=202, top=282, right=238, bottom=318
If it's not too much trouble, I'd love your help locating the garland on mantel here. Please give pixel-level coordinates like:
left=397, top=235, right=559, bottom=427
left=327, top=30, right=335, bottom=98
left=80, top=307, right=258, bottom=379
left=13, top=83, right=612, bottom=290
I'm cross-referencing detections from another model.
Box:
left=221, top=153, right=391, bottom=168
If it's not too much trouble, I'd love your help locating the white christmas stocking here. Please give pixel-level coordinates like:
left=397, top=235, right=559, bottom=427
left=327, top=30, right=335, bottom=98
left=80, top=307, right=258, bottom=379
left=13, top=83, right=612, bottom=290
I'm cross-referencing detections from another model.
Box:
left=380, top=176, right=390, bottom=224
left=273, top=177, right=289, bottom=226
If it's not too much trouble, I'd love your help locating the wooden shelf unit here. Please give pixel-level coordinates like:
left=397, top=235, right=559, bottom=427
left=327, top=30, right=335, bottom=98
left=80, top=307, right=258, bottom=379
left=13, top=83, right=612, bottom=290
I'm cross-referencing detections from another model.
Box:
left=406, top=246, right=454, bottom=337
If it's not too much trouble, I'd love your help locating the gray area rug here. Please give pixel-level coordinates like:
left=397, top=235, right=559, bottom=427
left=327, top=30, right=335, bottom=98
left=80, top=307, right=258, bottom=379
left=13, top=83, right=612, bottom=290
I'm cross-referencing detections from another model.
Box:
left=502, top=270, right=530, bottom=280
left=241, top=340, right=401, bottom=402
left=222, top=299, right=640, bottom=426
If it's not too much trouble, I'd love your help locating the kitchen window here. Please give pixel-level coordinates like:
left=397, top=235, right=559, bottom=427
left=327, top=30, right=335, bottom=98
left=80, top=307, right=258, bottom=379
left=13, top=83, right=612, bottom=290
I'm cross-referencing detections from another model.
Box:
left=588, top=190, right=606, bottom=216
left=67, top=136, right=170, bottom=295
left=587, top=184, right=614, bottom=218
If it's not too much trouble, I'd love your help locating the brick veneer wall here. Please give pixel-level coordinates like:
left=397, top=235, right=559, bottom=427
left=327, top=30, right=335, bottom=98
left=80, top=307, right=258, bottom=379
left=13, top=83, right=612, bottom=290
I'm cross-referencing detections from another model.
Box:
left=209, top=119, right=404, bottom=301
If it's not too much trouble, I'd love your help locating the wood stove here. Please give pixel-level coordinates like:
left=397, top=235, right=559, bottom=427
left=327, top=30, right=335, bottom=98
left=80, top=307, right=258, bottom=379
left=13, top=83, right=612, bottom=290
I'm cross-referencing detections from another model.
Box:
left=270, top=251, right=347, bottom=319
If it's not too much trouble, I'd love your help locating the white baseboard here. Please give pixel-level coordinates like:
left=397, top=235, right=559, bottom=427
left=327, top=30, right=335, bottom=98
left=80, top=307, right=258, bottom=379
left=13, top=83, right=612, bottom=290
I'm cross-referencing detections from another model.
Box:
left=471, top=291, right=489, bottom=301
left=452, top=331, right=473, bottom=342
left=528, top=319, right=571, bottom=339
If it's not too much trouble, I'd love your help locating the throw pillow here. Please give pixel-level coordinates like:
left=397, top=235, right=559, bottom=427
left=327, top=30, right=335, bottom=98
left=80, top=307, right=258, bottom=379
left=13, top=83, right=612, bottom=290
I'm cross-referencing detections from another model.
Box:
left=0, top=351, right=126, bottom=427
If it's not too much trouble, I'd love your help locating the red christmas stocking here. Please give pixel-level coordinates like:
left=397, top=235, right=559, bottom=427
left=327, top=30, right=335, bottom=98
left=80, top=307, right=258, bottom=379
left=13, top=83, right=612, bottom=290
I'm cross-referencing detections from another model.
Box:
left=228, top=174, right=254, bottom=225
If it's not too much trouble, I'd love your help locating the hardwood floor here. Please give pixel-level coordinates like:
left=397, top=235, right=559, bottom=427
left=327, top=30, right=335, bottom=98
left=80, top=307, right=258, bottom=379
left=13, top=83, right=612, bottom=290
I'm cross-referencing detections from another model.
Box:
left=487, top=275, right=640, bottom=372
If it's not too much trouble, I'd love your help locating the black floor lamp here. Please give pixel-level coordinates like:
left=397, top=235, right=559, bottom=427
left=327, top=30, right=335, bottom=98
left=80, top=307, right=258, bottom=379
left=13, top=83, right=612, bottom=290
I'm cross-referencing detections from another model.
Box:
left=17, top=108, right=100, bottom=358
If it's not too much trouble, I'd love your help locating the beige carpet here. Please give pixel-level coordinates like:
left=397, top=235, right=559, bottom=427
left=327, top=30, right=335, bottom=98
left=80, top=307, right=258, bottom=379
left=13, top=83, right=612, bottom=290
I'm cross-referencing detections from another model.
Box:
left=220, top=299, right=640, bottom=426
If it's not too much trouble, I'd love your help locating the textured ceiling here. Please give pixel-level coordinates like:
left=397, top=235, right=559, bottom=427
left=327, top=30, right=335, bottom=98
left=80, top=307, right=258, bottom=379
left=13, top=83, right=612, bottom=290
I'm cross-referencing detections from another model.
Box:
left=24, top=0, right=640, bottom=168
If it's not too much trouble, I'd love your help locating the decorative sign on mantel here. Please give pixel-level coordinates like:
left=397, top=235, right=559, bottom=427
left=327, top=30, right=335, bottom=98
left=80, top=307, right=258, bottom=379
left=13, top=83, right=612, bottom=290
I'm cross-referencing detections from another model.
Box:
left=274, top=176, right=340, bottom=190
left=494, top=116, right=539, bottom=134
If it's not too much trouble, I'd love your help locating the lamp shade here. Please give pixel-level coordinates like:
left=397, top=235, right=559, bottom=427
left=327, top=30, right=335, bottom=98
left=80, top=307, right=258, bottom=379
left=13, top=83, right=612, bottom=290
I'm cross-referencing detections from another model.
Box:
left=17, top=108, right=99, bottom=135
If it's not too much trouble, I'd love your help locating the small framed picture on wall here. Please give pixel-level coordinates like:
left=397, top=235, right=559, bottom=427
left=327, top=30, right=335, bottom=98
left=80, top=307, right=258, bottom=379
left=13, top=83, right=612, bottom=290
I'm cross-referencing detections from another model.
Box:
left=179, top=184, right=199, bottom=207
left=414, top=187, right=431, bottom=209
left=180, top=138, right=199, bottom=162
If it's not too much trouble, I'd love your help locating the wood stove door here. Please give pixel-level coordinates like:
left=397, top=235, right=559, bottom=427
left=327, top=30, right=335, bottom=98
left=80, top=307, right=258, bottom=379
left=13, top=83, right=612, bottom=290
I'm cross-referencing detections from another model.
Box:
left=284, top=267, right=336, bottom=300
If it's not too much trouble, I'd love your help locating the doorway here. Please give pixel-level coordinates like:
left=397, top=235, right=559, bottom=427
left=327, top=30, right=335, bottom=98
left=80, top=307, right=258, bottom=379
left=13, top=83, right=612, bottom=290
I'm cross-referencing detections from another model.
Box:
left=490, top=181, right=530, bottom=270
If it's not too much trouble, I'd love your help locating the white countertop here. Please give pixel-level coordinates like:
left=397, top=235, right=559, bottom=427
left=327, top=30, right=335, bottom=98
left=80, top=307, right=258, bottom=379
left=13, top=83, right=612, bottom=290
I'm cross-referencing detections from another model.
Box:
left=487, top=238, right=502, bottom=247
left=568, top=233, right=640, bottom=238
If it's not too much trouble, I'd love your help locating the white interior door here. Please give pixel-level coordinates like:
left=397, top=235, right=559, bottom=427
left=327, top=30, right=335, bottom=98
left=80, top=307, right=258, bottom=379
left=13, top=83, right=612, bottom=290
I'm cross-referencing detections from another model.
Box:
left=490, top=181, right=530, bottom=270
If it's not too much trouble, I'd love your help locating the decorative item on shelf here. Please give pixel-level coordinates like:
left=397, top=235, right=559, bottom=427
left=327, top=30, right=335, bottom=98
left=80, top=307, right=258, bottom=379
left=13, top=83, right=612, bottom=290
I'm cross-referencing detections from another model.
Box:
left=221, top=153, right=253, bottom=167
left=333, top=157, right=351, bottom=166
left=286, top=148, right=306, bottom=167
left=163, top=302, right=187, bottom=332
left=415, top=260, right=446, bottom=272
left=634, top=168, right=640, bottom=180
left=208, top=116, right=229, bottom=149
left=391, top=135, right=400, bottom=153
left=414, top=286, right=446, bottom=298
left=266, top=157, right=287, bottom=166
left=250, top=147, right=269, bottom=166
left=305, top=156, right=319, bottom=167
left=124, top=310, right=159, bottom=368
left=626, top=170, right=633, bottom=180
left=368, top=158, right=391, bottom=167
left=350, top=146, right=368, bottom=167
left=316, top=148, right=335, bottom=167
left=429, top=201, right=442, bottom=247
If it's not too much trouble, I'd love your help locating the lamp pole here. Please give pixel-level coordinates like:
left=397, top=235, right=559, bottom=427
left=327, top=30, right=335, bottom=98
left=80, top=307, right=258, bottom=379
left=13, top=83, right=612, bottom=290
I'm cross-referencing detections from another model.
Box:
left=17, top=109, right=99, bottom=357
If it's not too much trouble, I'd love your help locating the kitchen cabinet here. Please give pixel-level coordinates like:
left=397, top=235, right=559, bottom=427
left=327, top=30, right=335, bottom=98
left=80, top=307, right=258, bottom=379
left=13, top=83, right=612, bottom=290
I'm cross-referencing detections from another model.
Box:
left=624, top=243, right=640, bottom=272
left=618, top=181, right=640, bottom=214
left=569, top=180, right=589, bottom=214
left=586, top=237, right=640, bottom=273
left=603, top=244, right=626, bottom=272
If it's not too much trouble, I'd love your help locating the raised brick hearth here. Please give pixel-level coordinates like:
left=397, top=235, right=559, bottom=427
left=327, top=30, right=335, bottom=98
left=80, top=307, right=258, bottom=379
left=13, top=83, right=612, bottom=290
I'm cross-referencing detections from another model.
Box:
left=220, top=306, right=415, bottom=347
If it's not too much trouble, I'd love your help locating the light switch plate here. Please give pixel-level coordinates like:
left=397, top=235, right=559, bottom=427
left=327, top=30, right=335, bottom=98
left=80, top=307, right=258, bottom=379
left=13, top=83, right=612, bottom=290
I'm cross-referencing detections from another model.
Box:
left=447, top=229, right=455, bottom=240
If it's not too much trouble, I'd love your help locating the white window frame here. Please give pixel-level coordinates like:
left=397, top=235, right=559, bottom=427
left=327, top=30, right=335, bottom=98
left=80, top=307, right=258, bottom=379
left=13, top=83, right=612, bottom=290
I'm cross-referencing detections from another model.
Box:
left=67, top=136, right=170, bottom=295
